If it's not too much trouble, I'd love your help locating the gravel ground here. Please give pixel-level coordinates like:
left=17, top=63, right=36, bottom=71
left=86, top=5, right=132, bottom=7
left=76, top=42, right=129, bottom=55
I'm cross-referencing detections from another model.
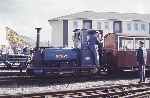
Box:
left=0, top=78, right=150, bottom=95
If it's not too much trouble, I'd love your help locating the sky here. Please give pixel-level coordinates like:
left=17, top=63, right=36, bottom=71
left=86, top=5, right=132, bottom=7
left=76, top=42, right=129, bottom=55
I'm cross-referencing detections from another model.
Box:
left=0, top=0, right=150, bottom=42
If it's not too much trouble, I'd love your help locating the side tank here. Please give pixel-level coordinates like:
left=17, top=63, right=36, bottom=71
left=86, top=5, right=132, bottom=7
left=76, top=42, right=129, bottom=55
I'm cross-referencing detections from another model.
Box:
left=31, top=48, right=79, bottom=66
left=28, top=48, right=80, bottom=75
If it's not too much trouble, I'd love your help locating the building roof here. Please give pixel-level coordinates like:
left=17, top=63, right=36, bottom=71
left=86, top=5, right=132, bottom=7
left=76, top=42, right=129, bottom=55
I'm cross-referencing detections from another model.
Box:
left=116, top=33, right=150, bottom=37
left=48, top=11, right=150, bottom=22
left=105, top=33, right=150, bottom=38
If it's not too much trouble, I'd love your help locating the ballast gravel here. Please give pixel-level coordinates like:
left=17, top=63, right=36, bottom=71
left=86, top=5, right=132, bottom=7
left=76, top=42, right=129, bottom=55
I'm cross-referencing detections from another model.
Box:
left=0, top=78, right=149, bottom=95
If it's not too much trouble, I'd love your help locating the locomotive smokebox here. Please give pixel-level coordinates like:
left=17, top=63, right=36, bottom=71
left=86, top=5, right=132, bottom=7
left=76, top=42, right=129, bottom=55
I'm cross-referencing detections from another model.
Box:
left=35, top=27, right=42, bottom=50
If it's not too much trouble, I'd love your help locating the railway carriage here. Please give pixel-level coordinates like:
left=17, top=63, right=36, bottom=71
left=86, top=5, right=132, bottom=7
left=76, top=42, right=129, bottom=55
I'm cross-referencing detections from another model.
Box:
left=103, top=33, right=150, bottom=72
left=0, top=53, right=30, bottom=71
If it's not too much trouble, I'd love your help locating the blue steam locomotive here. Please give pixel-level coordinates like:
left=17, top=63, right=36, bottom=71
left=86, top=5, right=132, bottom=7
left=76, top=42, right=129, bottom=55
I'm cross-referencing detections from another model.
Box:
left=27, top=29, right=103, bottom=75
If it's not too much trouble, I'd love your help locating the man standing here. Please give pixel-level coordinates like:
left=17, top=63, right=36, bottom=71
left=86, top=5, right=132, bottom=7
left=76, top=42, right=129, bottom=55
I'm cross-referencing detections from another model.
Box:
left=137, top=41, right=147, bottom=83
left=73, top=29, right=81, bottom=48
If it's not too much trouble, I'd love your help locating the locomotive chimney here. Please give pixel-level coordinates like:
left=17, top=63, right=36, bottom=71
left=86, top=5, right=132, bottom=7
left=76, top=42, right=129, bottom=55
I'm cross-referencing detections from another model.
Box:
left=35, top=27, right=42, bottom=50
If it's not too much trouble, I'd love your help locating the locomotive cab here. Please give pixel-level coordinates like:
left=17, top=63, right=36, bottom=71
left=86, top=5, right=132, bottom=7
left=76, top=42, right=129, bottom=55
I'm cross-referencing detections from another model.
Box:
left=73, top=29, right=103, bottom=73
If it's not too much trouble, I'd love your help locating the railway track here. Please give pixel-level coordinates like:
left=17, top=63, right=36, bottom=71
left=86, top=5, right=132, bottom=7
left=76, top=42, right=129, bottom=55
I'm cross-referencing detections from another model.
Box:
left=0, top=71, right=150, bottom=98
left=1, top=83, right=150, bottom=98
left=0, top=74, right=107, bottom=86
left=0, top=73, right=139, bottom=87
left=0, top=71, right=146, bottom=86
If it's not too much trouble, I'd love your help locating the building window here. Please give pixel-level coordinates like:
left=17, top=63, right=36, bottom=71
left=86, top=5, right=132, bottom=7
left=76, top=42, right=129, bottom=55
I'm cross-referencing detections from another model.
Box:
left=141, top=24, right=145, bottom=31
left=149, top=23, right=150, bottom=34
left=134, top=23, right=138, bottom=31
left=83, top=20, right=92, bottom=29
left=97, top=22, right=101, bottom=30
left=114, top=22, right=121, bottom=33
left=73, top=21, right=78, bottom=29
left=127, top=23, right=131, bottom=31
left=104, top=22, right=109, bottom=30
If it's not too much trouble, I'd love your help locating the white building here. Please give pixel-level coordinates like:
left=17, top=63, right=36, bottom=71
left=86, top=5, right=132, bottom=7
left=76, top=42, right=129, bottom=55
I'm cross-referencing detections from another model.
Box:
left=48, top=11, right=150, bottom=48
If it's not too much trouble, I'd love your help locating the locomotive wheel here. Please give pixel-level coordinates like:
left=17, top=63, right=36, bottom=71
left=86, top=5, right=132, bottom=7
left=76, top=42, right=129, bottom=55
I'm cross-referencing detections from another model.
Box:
left=99, top=64, right=112, bottom=75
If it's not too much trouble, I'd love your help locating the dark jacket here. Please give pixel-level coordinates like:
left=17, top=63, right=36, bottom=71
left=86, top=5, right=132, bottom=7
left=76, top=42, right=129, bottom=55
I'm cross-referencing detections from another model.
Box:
left=137, top=47, right=144, bottom=65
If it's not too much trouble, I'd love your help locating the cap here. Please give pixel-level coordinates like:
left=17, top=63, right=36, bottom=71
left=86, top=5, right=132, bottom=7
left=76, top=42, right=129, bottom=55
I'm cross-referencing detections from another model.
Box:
left=73, top=29, right=80, bottom=32
left=139, top=41, right=144, bottom=44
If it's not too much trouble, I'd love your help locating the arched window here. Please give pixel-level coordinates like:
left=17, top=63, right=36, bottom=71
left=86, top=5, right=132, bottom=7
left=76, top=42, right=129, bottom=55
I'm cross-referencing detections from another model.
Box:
left=141, top=24, right=146, bottom=31
left=83, top=20, right=92, bottom=29
left=127, top=23, right=131, bottom=31
left=134, top=23, right=138, bottom=31
left=104, top=22, right=109, bottom=30
left=113, top=21, right=122, bottom=33
left=97, top=22, right=101, bottom=30
left=114, top=22, right=120, bottom=32
left=73, top=21, right=78, bottom=29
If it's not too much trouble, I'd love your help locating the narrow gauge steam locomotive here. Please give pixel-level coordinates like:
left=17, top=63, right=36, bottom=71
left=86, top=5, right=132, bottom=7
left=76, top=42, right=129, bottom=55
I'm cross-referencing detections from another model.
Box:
left=27, top=29, right=103, bottom=75
left=27, top=28, right=150, bottom=75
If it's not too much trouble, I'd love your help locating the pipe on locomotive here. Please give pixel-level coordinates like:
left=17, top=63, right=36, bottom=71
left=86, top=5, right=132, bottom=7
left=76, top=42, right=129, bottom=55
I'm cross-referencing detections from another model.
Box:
left=35, top=27, right=42, bottom=50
